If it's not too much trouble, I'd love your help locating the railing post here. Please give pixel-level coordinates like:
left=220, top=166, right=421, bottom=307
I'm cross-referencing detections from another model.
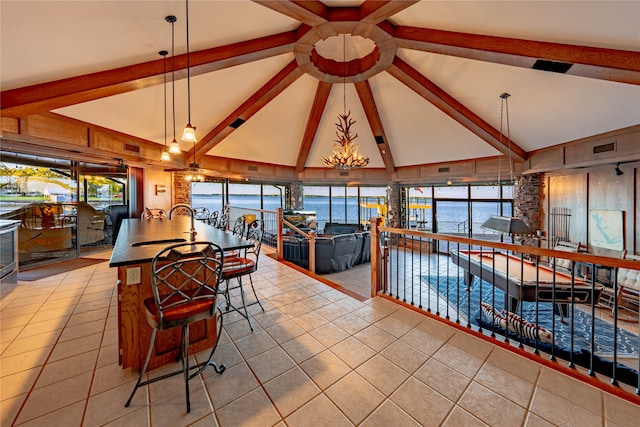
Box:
left=308, top=230, right=316, bottom=274
left=370, top=216, right=383, bottom=297
left=276, top=207, right=283, bottom=261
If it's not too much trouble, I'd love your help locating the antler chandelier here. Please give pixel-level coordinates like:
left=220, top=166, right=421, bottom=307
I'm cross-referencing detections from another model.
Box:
left=322, top=34, right=369, bottom=170
left=322, top=111, right=369, bottom=169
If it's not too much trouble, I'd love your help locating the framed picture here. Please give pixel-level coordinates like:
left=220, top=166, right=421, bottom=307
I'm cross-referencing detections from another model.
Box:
left=589, top=209, right=624, bottom=251
left=155, top=185, right=166, bottom=195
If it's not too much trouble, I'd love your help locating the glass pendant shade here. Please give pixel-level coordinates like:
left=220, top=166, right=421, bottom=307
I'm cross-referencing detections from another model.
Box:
left=169, top=139, right=181, bottom=153
left=181, top=124, right=197, bottom=143
left=160, top=150, right=171, bottom=162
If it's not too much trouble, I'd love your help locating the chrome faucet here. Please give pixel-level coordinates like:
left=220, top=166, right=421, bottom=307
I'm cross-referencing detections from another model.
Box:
left=169, top=203, right=197, bottom=241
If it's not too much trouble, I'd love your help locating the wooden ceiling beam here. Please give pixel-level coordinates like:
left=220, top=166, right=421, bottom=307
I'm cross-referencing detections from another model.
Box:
left=295, top=81, right=332, bottom=173
left=359, top=0, right=420, bottom=24
left=354, top=80, right=396, bottom=174
left=192, top=60, right=304, bottom=160
left=387, top=57, right=527, bottom=162
left=0, top=31, right=298, bottom=118
left=253, top=0, right=328, bottom=26
left=392, top=25, right=640, bottom=85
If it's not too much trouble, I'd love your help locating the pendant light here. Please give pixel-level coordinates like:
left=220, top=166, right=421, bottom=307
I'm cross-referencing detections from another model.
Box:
left=167, top=15, right=181, bottom=154
left=481, top=92, right=533, bottom=237
left=160, top=49, right=171, bottom=162
left=322, top=34, right=369, bottom=169
left=181, top=0, right=197, bottom=143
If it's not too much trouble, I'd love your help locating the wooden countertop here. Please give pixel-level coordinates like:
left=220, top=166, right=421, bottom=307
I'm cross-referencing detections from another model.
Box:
left=109, top=217, right=252, bottom=267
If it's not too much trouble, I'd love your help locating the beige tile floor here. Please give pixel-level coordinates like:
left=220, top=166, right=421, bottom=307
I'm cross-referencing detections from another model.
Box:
left=1, top=248, right=639, bottom=426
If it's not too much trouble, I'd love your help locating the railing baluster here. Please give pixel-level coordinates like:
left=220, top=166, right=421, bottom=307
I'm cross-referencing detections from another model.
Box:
left=588, top=263, right=596, bottom=376
left=612, top=268, right=619, bottom=386
left=418, top=235, right=423, bottom=310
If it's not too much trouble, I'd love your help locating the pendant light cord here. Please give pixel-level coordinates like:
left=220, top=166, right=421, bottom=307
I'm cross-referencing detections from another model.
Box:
left=343, top=34, right=346, bottom=116
left=186, top=0, right=192, bottom=125
left=171, top=19, right=177, bottom=142
left=505, top=95, right=513, bottom=182
left=163, top=52, right=167, bottom=148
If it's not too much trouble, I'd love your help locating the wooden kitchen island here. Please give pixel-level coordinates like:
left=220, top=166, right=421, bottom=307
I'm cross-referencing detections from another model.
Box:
left=109, top=217, right=252, bottom=370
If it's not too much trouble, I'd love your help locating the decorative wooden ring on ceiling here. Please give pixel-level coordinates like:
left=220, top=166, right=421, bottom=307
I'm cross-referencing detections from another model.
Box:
left=295, top=21, right=397, bottom=83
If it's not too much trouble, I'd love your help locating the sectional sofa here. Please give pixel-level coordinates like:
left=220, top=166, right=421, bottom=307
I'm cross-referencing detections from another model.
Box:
left=282, top=230, right=371, bottom=274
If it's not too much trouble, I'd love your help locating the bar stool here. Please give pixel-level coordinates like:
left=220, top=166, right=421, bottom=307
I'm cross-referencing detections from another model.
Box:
left=125, top=241, right=225, bottom=413
left=221, top=225, right=264, bottom=331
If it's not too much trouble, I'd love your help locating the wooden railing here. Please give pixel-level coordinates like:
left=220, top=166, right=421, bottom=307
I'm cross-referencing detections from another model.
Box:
left=369, top=219, right=640, bottom=399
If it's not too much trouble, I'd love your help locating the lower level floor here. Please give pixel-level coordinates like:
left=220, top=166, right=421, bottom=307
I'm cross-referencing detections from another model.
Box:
left=1, top=248, right=639, bottom=426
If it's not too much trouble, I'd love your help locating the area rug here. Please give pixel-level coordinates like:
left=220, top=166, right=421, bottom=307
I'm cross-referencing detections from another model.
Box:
left=18, top=257, right=106, bottom=281
left=421, top=275, right=640, bottom=386
left=421, top=275, right=639, bottom=358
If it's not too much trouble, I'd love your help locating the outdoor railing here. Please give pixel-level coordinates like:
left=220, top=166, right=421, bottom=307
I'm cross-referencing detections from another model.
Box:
left=227, top=205, right=278, bottom=244
left=369, top=219, right=640, bottom=398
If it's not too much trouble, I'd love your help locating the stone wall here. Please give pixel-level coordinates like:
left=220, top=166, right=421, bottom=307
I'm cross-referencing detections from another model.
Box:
left=173, top=172, right=192, bottom=206
left=386, top=182, right=400, bottom=228
left=513, top=173, right=544, bottom=245
left=290, top=181, right=303, bottom=210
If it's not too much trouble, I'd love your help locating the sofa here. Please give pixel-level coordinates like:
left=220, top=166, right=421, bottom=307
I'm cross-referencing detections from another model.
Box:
left=323, top=223, right=364, bottom=235
left=282, top=231, right=370, bottom=274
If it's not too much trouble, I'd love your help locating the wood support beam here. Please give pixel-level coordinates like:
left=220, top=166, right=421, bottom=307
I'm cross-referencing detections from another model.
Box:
left=253, top=0, right=328, bottom=26
left=1, top=31, right=298, bottom=118
left=296, top=81, right=332, bottom=173
left=354, top=80, right=396, bottom=174
left=359, top=0, right=420, bottom=24
left=392, top=25, right=640, bottom=86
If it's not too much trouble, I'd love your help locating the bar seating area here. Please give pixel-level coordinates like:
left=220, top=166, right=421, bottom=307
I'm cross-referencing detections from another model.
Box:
left=2, top=1, right=640, bottom=425
left=125, top=241, right=226, bottom=413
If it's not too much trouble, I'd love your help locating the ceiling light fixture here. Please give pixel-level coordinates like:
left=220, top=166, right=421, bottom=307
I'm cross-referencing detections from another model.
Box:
left=481, top=92, right=533, bottom=237
left=167, top=15, right=181, bottom=155
left=322, top=34, right=369, bottom=170
left=160, top=50, right=171, bottom=162
left=181, top=0, right=197, bottom=144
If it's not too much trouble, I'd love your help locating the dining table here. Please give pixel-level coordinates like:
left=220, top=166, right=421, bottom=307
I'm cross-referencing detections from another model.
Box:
left=109, top=217, right=253, bottom=370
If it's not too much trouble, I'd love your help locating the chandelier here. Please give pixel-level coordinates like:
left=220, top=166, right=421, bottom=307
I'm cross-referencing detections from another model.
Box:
left=322, top=34, right=369, bottom=170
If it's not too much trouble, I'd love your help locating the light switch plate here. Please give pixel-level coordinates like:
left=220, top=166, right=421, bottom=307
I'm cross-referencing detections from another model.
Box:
left=126, top=266, right=141, bottom=285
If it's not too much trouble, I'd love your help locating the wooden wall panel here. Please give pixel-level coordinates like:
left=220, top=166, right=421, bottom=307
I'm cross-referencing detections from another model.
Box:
left=93, top=130, right=125, bottom=153
left=527, top=125, right=640, bottom=174
left=528, top=146, right=564, bottom=172
left=27, top=114, right=87, bottom=146
left=547, top=173, right=587, bottom=248
left=1, top=117, right=19, bottom=133
left=144, top=168, right=173, bottom=212
left=588, top=167, right=634, bottom=256
left=545, top=162, right=639, bottom=256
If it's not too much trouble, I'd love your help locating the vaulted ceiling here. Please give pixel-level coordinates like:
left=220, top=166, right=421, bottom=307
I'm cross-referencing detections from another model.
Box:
left=1, top=1, right=639, bottom=174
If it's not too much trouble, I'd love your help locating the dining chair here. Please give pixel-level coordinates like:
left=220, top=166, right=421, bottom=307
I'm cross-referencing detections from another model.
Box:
left=141, top=208, right=167, bottom=220
left=209, top=210, right=219, bottom=227
left=221, top=225, right=264, bottom=331
left=169, top=204, right=193, bottom=218
left=193, top=207, right=210, bottom=223
left=124, top=241, right=226, bottom=413
left=217, top=212, right=229, bottom=231
left=231, top=216, right=245, bottom=236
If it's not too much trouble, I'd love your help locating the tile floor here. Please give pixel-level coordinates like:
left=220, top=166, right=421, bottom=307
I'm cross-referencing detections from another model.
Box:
left=1, top=248, right=639, bottom=426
